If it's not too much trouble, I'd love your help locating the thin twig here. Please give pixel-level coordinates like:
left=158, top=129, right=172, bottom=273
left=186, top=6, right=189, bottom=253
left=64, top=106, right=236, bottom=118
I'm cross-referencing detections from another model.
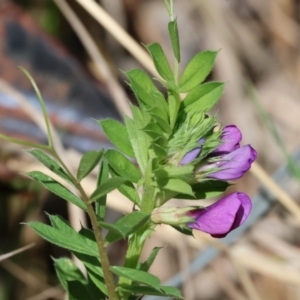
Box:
left=0, top=243, right=35, bottom=262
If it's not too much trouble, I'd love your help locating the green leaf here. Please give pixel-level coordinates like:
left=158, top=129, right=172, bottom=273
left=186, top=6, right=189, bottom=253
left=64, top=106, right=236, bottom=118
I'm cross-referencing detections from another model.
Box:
left=104, top=212, right=150, bottom=244
left=28, top=149, right=72, bottom=183
left=77, top=150, right=103, bottom=181
left=111, top=266, right=161, bottom=290
left=99, top=119, right=134, bottom=157
left=110, top=168, right=140, bottom=205
left=146, top=43, right=174, bottom=83
left=168, top=92, right=180, bottom=129
left=27, top=218, right=98, bottom=256
left=74, top=252, right=103, bottom=277
left=175, top=180, right=230, bottom=199
left=104, top=150, right=141, bottom=184
left=182, top=82, right=224, bottom=112
left=157, top=178, right=194, bottom=197
left=90, top=177, right=128, bottom=203
left=95, top=160, right=109, bottom=221
left=179, top=51, right=218, bottom=92
left=154, top=165, right=194, bottom=181
left=140, top=247, right=163, bottom=272
left=126, top=69, right=169, bottom=120
left=117, top=285, right=184, bottom=299
left=68, top=282, right=92, bottom=300
left=125, top=117, right=148, bottom=174
left=54, top=257, right=87, bottom=291
left=28, top=171, right=86, bottom=211
left=168, top=19, right=180, bottom=62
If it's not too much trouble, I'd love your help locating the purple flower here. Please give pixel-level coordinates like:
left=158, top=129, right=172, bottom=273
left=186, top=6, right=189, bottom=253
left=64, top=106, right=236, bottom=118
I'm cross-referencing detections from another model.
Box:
left=187, top=192, right=252, bottom=238
left=214, top=125, right=242, bottom=155
left=180, top=138, right=205, bottom=165
left=202, top=145, right=257, bottom=180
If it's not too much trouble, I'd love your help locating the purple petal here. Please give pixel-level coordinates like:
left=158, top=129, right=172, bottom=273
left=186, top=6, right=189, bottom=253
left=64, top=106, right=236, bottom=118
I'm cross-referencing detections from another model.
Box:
left=207, top=145, right=257, bottom=180
left=187, top=192, right=252, bottom=238
left=180, top=147, right=202, bottom=165
left=214, top=125, right=242, bottom=155
left=180, top=139, right=206, bottom=165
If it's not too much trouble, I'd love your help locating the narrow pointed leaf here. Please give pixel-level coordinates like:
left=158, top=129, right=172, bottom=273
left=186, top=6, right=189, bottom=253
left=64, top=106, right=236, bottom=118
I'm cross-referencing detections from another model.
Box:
left=111, top=266, right=161, bottom=290
left=179, top=51, right=218, bottom=92
left=157, top=178, right=194, bottom=196
left=168, top=19, right=180, bottom=62
left=140, top=247, right=163, bottom=272
left=96, top=160, right=109, bottom=221
left=90, top=177, right=128, bottom=203
left=175, top=180, right=230, bottom=199
left=104, top=149, right=141, bottom=183
left=104, top=211, right=150, bottom=244
left=77, top=150, right=103, bottom=181
left=146, top=43, right=174, bottom=83
left=99, top=119, right=134, bottom=157
left=126, top=116, right=148, bottom=174
left=28, top=149, right=72, bottom=183
left=27, top=220, right=98, bottom=256
left=28, top=171, right=86, bottom=211
left=117, top=285, right=183, bottom=299
left=126, top=69, right=169, bottom=120
left=182, top=82, right=224, bottom=112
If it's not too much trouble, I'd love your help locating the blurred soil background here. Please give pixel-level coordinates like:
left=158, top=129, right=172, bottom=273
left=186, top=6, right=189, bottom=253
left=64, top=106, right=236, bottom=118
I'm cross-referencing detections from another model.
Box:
left=1, top=0, right=300, bottom=299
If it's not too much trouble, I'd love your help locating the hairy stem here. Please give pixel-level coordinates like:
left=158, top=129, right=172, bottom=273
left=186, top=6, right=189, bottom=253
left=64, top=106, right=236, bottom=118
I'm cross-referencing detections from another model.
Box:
left=52, top=149, right=119, bottom=300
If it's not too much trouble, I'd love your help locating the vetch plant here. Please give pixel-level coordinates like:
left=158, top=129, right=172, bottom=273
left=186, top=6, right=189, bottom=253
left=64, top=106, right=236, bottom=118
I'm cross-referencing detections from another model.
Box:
left=2, top=1, right=257, bottom=299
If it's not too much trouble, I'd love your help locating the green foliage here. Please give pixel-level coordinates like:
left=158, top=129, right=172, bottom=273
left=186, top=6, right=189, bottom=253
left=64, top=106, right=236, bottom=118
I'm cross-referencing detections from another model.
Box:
left=103, top=212, right=150, bottom=244
left=104, top=150, right=141, bottom=183
left=28, top=149, right=72, bottom=183
left=168, top=19, right=180, bottom=62
left=146, top=43, right=175, bottom=84
left=99, top=119, right=135, bottom=157
left=179, top=51, right=218, bottom=92
left=90, top=177, right=128, bottom=203
left=175, top=180, right=230, bottom=199
left=77, top=150, right=103, bottom=181
left=18, top=2, right=230, bottom=299
left=28, top=171, right=86, bottom=211
left=27, top=215, right=98, bottom=256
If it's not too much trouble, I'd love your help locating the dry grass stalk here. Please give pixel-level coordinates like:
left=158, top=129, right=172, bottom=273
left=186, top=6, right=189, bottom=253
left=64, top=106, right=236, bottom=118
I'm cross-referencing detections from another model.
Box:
left=74, top=0, right=159, bottom=77
left=0, top=243, right=35, bottom=262
left=53, top=0, right=131, bottom=117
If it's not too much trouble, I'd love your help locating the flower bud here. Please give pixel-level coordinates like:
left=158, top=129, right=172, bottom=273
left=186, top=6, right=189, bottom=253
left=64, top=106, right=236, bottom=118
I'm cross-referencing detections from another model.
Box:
left=151, top=206, right=195, bottom=225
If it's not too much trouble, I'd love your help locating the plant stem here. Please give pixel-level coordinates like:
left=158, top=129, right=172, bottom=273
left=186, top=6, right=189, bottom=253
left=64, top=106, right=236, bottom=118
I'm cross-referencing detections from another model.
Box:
left=52, top=149, right=119, bottom=300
